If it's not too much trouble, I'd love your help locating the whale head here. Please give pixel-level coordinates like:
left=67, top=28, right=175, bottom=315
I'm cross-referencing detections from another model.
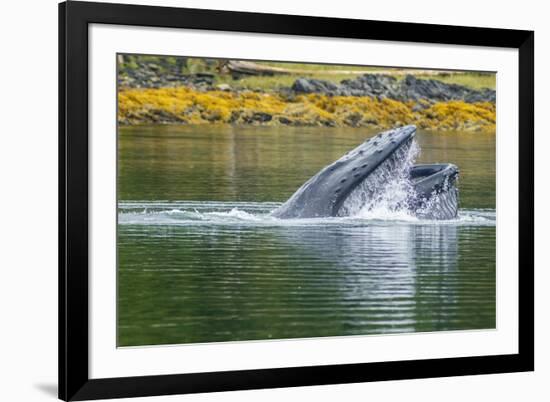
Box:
left=271, top=125, right=417, bottom=218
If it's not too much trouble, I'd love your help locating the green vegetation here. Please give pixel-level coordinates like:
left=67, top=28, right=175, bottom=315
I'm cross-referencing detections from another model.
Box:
left=245, top=62, right=495, bottom=90
left=216, top=71, right=495, bottom=92
left=215, top=73, right=356, bottom=91
left=418, top=72, right=495, bottom=90
left=118, top=55, right=495, bottom=91
left=259, top=61, right=381, bottom=71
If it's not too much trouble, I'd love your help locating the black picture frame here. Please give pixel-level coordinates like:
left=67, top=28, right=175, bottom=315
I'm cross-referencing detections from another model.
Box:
left=59, top=1, right=534, bottom=400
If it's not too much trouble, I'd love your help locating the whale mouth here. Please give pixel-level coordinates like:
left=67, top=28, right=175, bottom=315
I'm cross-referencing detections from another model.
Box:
left=408, top=163, right=460, bottom=220
left=337, top=147, right=460, bottom=219
left=410, top=164, right=459, bottom=184
left=329, top=125, right=417, bottom=214
left=336, top=135, right=419, bottom=217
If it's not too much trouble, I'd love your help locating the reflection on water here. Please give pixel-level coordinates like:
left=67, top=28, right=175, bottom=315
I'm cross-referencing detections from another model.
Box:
left=117, top=125, right=496, bottom=346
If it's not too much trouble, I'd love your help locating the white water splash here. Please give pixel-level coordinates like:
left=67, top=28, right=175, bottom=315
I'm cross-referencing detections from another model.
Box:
left=118, top=201, right=495, bottom=227
left=338, top=139, right=420, bottom=219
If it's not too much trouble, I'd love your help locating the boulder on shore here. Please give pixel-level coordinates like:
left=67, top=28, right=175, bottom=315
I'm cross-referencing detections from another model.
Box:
left=291, top=74, right=495, bottom=104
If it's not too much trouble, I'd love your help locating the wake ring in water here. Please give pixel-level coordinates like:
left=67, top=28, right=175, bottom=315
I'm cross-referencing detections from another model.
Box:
left=118, top=201, right=494, bottom=227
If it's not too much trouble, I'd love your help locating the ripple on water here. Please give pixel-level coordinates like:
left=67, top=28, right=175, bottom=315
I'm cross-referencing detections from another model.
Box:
left=118, top=200, right=496, bottom=228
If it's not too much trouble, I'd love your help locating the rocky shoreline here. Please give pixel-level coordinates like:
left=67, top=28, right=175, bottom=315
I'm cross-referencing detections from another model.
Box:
left=118, top=59, right=496, bottom=131
left=119, top=58, right=495, bottom=104
left=291, top=74, right=495, bottom=104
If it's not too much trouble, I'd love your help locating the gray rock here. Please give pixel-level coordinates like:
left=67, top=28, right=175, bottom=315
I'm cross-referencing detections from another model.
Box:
left=252, top=112, right=272, bottom=123
left=292, top=78, right=339, bottom=94
left=289, top=74, right=495, bottom=104
left=216, top=83, right=232, bottom=91
left=278, top=116, right=292, bottom=125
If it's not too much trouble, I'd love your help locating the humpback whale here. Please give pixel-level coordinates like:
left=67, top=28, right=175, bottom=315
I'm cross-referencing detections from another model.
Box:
left=271, top=125, right=459, bottom=220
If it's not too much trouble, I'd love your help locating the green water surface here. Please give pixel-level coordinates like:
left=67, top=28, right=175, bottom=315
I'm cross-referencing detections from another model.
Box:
left=117, top=125, right=496, bottom=346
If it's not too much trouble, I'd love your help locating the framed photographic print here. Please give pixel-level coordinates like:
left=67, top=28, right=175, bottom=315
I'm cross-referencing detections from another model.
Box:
left=59, top=1, right=534, bottom=400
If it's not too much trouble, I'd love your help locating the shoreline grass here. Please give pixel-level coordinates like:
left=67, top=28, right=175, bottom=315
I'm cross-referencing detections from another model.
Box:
left=119, top=56, right=496, bottom=92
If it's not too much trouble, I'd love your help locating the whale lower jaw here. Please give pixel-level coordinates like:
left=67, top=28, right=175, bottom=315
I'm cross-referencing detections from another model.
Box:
left=413, top=185, right=459, bottom=220
left=408, top=163, right=459, bottom=220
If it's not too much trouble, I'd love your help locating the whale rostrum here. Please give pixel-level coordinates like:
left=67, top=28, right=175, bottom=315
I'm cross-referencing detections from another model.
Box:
left=271, top=125, right=459, bottom=220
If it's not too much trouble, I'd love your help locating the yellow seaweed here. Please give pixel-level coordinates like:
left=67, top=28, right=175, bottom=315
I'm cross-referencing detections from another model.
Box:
left=118, top=87, right=496, bottom=132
